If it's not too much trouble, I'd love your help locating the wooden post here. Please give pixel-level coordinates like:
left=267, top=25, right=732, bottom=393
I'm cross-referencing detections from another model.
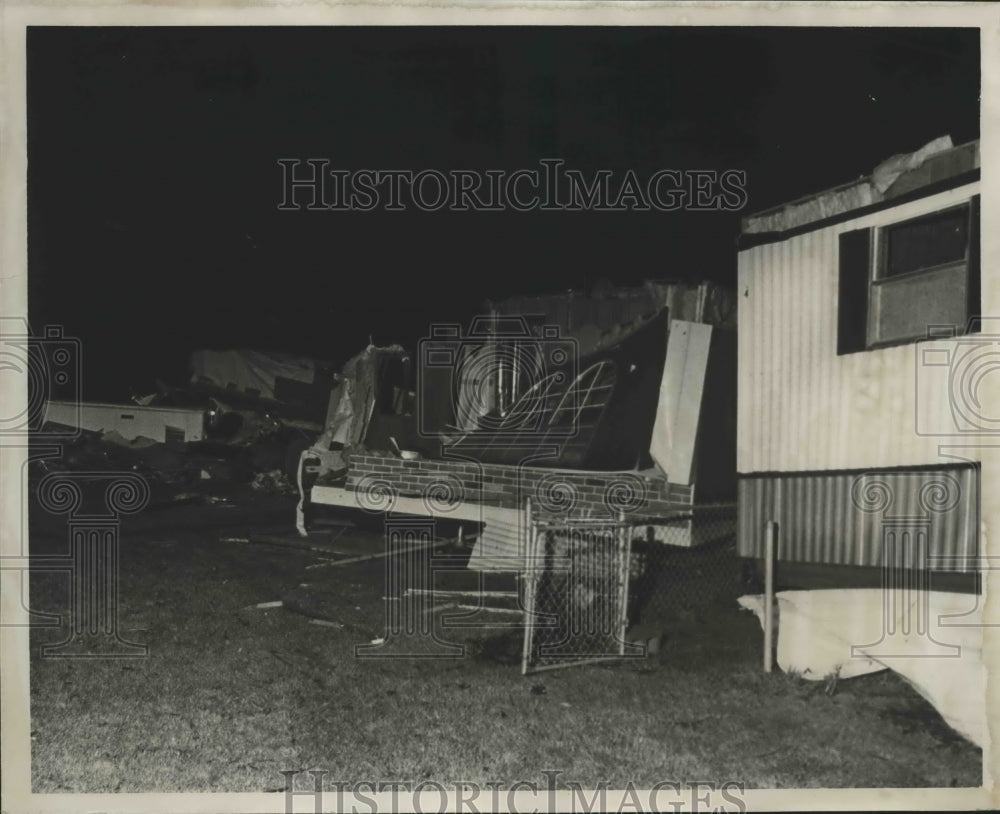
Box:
left=764, top=520, right=777, bottom=673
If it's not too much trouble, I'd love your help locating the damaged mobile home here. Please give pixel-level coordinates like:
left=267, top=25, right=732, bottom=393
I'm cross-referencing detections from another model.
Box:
left=295, top=281, right=737, bottom=563
left=189, top=348, right=340, bottom=432
left=40, top=348, right=345, bottom=492
left=736, top=137, right=985, bottom=746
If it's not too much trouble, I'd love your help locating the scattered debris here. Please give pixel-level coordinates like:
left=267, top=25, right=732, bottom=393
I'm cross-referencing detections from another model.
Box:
left=247, top=533, right=344, bottom=556
left=307, top=618, right=342, bottom=628
left=453, top=604, right=522, bottom=615
left=626, top=623, right=664, bottom=656
left=251, top=469, right=294, bottom=493
left=311, top=517, right=356, bottom=529
left=100, top=430, right=160, bottom=449
left=388, top=436, right=420, bottom=460
left=304, top=560, right=340, bottom=570
left=303, top=537, right=448, bottom=569
left=38, top=346, right=344, bottom=498
left=825, top=666, right=842, bottom=696
left=404, top=588, right=518, bottom=599
left=294, top=343, right=414, bottom=488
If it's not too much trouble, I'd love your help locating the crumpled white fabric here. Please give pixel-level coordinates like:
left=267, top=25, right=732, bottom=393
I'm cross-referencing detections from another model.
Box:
left=739, top=588, right=985, bottom=747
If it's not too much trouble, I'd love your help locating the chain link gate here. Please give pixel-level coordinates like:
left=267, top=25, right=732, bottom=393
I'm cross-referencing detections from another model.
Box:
left=520, top=502, right=637, bottom=674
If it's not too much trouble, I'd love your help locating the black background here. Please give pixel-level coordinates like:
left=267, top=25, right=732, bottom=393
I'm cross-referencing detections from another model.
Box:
left=27, top=26, right=980, bottom=400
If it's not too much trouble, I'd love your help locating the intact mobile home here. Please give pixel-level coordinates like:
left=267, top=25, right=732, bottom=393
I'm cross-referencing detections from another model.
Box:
left=738, top=137, right=981, bottom=587
left=736, top=138, right=986, bottom=746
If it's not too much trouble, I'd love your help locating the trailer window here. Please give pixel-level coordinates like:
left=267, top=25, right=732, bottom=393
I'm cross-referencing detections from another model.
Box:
left=869, top=204, right=973, bottom=347
left=837, top=196, right=979, bottom=354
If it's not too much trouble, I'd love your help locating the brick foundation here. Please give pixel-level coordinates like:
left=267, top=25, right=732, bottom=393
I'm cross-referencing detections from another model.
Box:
left=345, top=451, right=693, bottom=519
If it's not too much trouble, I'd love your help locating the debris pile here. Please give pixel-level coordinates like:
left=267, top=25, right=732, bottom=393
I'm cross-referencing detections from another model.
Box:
left=251, top=469, right=295, bottom=494
left=36, top=348, right=336, bottom=495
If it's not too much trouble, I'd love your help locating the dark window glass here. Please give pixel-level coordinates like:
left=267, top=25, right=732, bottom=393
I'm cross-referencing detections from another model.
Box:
left=885, top=208, right=968, bottom=278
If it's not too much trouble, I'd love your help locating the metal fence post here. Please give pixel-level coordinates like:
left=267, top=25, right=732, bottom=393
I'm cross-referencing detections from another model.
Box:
left=764, top=520, right=777, bottom=673
left=520, top=497, right=534, bottom=676
left=617, top=510, right=630, bottom=657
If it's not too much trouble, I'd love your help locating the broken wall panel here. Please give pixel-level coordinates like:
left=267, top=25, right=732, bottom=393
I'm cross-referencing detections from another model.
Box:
left=445, top=311, right=669, bottom=471
left=190, top=348, right=338, bottom=424
left=649, top=320, right=712, bottom=485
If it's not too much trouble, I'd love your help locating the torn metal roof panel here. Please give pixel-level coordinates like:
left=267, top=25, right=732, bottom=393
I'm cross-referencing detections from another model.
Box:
left=741, top=137, right=979, bottom=236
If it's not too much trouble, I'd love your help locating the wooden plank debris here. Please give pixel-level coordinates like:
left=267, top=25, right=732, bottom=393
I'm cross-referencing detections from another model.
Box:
left=307, top=618, right=342, bottom=628
left=304, top=535, right=459, bottom=570
left=453, top=604, right=522, bottom=615
left=246, top=600, right=283, bottom=610
left=404, top=588, right=518, bottom=599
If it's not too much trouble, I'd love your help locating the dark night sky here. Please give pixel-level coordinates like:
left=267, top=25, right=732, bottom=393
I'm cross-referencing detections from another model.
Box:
left=26, top=26, right=980, bottom=400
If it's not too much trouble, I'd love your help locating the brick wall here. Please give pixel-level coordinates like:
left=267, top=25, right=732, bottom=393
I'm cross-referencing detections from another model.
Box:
left=345, top=451, right=693, bottom=519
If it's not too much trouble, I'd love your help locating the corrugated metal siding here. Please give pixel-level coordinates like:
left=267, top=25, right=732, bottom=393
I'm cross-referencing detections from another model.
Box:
left=737, top=466, right=978, bottom=571
left=737, top=182, right=982, bottom=474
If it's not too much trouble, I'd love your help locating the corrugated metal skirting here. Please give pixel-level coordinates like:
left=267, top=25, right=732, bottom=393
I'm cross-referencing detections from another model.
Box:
left=738, top=466, right=979, bottom=572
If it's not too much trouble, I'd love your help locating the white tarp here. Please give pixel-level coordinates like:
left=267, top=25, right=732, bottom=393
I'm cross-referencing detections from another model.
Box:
left=738, top=589, right=985, bottom=747
left=190, top=349, right=330, bottom=402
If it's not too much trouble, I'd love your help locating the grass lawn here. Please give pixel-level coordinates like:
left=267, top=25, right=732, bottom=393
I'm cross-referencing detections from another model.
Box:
left=27, top=489, right=981, bottom=792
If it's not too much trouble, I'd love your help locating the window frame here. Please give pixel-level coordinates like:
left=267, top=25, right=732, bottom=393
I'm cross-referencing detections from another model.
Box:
left=866, top=201, right=974, bottom=350
left=876, top=204, right=972, bottom=282
left=837, top=194, right=980, bottom=356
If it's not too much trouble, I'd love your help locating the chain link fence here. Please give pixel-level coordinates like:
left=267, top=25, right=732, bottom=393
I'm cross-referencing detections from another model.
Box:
left=626, top=504, right=750, bottom=630
left=521, top=514, right=635, bottom=674
left=520, top=504, right=746, bottom=673
left=316, top=500, right=749, bottom=669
